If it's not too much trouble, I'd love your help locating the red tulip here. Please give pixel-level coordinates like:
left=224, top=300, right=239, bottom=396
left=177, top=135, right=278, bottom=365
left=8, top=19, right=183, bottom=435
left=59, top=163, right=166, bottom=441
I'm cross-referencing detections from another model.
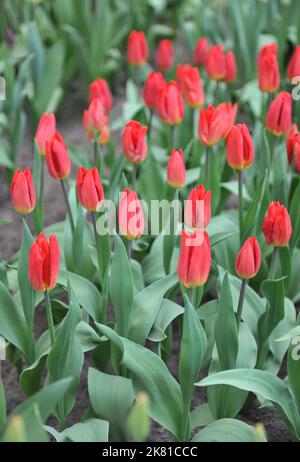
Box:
left=127, top=31, right=148, bottom=66
left=218, top=102, right=238, bottom=137
left=143, top=71, right=165, bottom=109
left=167, top=148, right=186, bottom=189
left=235, top=237, right=261, bottom=279
left=35, top=113, right=56, bottom=157
left=176, top=64, right=205, bottom=108
left=122, top=120, right=148, bottom=164
left=257, top=44, right=280, bottom=93
left=177, top=230, right=211, bottom=288
left=118, top=189, right=144, bottom=239
left=184, top=184, right=211, bottom=230
left=288, top=123, right=299, bottom=137
left=46, top=132, right=71, bottom=180
left=286, top=132, right=300, bottom=172
left=266, top=91, right=292, bottom=136
left=155, top=39, right=174, bottom=71
left=287, top=46, right=300, bottom=82
left=89, top=78, right=113, bottom=113
left=83, top=98, right=106, bottom=141
left=10, top=167, right=36, bottom=214
left=99, top=116, right=110, bottom=145
left=198, top=104, right=227, bottom=146
left=193, top=37, right=208, bottom=67
left=226, top=124, right=254, bottom=170
left=157, top=81, right=185, bottom=125
left=29, top=233, right=60, bottom=292
left=206, top=45, right=226, bottom=81
left=77, top=166, right=104, bottom=211
left=224, top=51, right=237, bottom=83
left=262, top=201, right=292, bottom=247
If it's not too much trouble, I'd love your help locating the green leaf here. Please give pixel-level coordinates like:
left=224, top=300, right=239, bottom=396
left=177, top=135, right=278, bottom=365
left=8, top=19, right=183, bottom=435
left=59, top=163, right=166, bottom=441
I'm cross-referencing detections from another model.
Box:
left=148, top=299, right=184, bottom=343
left=196, top=369, right=300, bottom=441
left=128, top=272, right=178, bottom=345
left=110, top=235, right=134, bottom=337
left=88, top=368, right=134, bottom=442
left=96, top=324, right=183, bottom=440
left=288, top=335, right=300, bottom=409
left=192, top=418, right=266, bottom=442
left=191, top=404, right=214, bottom=430
left=47, top=419, right=109, bottom=442
left=290, top=180, right=300, bottom=250
left=242, top=172, right=267, bottom=241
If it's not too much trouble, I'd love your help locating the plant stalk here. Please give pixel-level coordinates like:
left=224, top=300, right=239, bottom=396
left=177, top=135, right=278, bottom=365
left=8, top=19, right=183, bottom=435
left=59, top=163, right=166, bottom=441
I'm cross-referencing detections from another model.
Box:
left=91, top=211, right=102, bottom=288
left=127, top=239, right=132, bottom=260
left=60, top=180, right=75, bottom=233
left=44, top=291, right=55, bottom=347
left=238, top=170, right=244, bottom=245
left=236, top=279, right=247, bottom=327
left=269, top=247, right=279, bottom=280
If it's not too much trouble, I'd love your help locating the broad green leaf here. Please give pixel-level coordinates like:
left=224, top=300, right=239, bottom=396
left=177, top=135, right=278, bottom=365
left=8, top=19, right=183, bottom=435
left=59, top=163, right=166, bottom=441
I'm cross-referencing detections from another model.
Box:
left=47, top=418, right=109, bottom=442
left=243, top=172, right=267, bottom=241
left=191, top=404, right=214, bottom=430
left=288, top=333, right=300, bottom=409
left=290, top=181, right=300, bottom=250
left=110, top=234, right=134, bottom=337
left=192, top=418, right=266, bottom=442
left=148, top=299, right=184, bottom=342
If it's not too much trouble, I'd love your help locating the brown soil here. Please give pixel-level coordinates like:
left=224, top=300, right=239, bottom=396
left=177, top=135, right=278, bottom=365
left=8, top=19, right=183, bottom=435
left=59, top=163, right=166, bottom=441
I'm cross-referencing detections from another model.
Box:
left=0, top=85, right=293, bottom=443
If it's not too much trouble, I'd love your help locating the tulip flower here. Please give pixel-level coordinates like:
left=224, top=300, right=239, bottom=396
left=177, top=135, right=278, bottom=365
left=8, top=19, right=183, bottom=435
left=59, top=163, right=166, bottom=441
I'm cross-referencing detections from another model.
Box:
left=45, top=132, right=71, bottom=180
left=155, top=39, right=174, bottom=72
left=198, top=104, right=227, bottom=146
left=226, top=124, right=255, bottom=170
left=262, top=201, right=292, bottom=247
left=157, top=81, right=185, bottom=126
left=34, top=113, right=56, bottom=157
left=257, top=44, right=280, bottom=93
left=218, top=102, right=238, bottom=138
left=167, top=148, right=186, bottom=189
left=177, top=230, right=211, bottom=288
left=235, top=237, right=261, bottom=280
left=83, top=98, right=106, bottom=142
left=288, top=123, right=299, bottom=137
left=287, top=46, right=300, bottom=82
left=10, top=167, right=36, bottom=214
left=206, top=45, right=226, bottom=81
left=77, top=166, right=104, bottom=212
left=127, top=31, right=148, bottom=66
left=118, top=189, right=145, bottom=241
left=143, top=71, right=165, bottom=110
left=184, top=184, right=211, bottom=229
left=193, top=37, right=208, bottom=67
left=29, top=232, right=60, bottom=345
left=176, top=64, right=205, bottom=108
left=89, top=78, right=113, bottom=113
left=286, top=132, right=300, bottom=172
left=266, top=91, right=292, bottom=136
left=235, top=237, right=261, bottom=327
left=224, top=51, right=237, bottom=83
left=122, top=120, right=148, bottom=165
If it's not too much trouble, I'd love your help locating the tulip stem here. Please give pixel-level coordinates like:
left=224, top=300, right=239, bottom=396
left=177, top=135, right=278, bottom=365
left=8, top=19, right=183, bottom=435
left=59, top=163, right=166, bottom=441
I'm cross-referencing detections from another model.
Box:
left=236, top=279, right=247, bottom=328
left=127, top=240, right=132, bottom=260
left=269, top=247, right=278, bottom=280
left=205, top=147, right=209, bottom=184
left=148, top=109, right=154, bottom=139
left=238, top=170, right=244, bottom=245
left=44, top=291, right=55, bottom=347
left=60, top=180, right=75, bottom=233
left=132, top=164, right=137, bottom=190
left=91, top=211, right=102, bottom=289
left=170, top=125, right=175, bottom=148
left=93, top=140, right=104, bottom=178
left=39, top=157, right=44, bottom=226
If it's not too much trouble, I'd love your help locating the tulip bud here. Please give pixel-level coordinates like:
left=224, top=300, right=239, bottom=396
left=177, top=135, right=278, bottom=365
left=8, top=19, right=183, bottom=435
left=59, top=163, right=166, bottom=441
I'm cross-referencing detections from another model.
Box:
left=176, top=64, right=205, bottom=108
left=34, top=113, right=56, bottom=157
left=262, top=201, right=292, bottom=247
left=29, top=233, right=60, bottom=292
left=218, top=102, right=238, bottom=138
left=122, top=120, right=148, bottom=164
left=118, top=189, right=144, bottom=240
left=127, top=30, right=148, bottom=66
left=45, top=132, right=71, bottom=180
left=226, top=124, right=254, bottom=170
left=287, top=46, right=300, bottom=82
left=127, top=392, right=150, bottom=443
left=193, top=37, right=208, bottom=67
left=257, top=44, right=280, bottom=93
left=10, top=167, right=36, bottom=214
left=224, top=51, right=237, bottom=83
left=266, top=91, right=292, bottom=136
left=288, top=123, right=299, bottom=137
left=83, top=98, right=106, bottom=142
left=286, top=132, right=300, bottom=172
left=99, top=116, right=110, bottom=145
left=198, top=104, right=227, bottom=146
left=177, top=230, right=211, bottom=288
left=167, top=148, right=186, bottom=189
left=157, top=81, right=185, bottom=125
left=77, top=166, right=104, bottom=211
left=155, top=39, right=174, bottom=72
left=89, top=78, right=113, bottom=113
left=235, top=237, right=261, bottom=279
left=143, top=71, right=165, bottom=109
left=206, top=45, right=226, bottom=81
left=184, top=184, right=211, bottom=229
